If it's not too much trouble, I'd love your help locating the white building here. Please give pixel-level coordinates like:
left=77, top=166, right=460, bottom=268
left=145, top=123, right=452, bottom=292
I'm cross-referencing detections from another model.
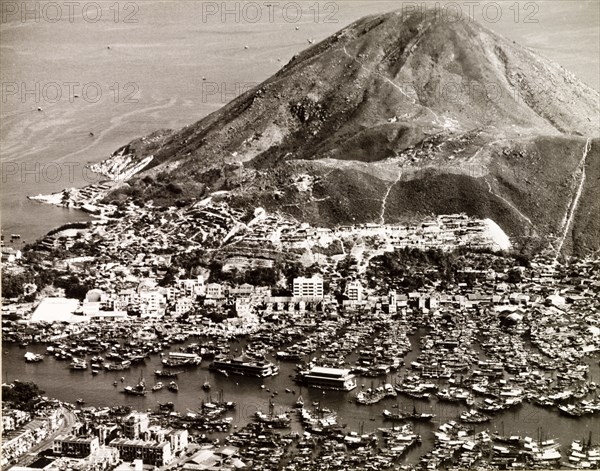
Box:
left=139, top=291, right=166, bottom=317
left=175, top=297, right=194, bottom=315
left=205, top=283, right=224, bottom=299
left=177, top=276, right=205, bottom=297
left=346, top=280, right=363, bottom=301
left=293, top=275, right=324, bottom=300
left=29, top=298, right=83, bottom=324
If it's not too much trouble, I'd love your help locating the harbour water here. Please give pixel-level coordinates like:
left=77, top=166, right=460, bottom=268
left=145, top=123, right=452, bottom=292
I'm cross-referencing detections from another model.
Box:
left=4, top=333, right=598, bottom=464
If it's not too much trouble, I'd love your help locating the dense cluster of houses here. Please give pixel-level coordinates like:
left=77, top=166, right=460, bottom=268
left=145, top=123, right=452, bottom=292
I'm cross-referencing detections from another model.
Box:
left=1, top=407, right=61, bottom=468
left=51, top=412, right=189, bottom=468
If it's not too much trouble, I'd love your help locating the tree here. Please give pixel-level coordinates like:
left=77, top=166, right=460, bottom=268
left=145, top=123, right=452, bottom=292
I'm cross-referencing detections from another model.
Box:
left=507, top=268, right=522, bottom=284
left=2, top=381, right=44, bottom=411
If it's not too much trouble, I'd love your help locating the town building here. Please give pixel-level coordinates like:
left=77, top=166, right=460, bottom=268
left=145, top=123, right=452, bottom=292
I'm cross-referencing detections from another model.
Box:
left=108, top=438, right=172, bottom=466
left=53, top=435, right=100, bottom=458
left=205, top=283, right=224, bottom=300
left=122, top=413, right=149, bottom=439
left=346, top=280, right=363, bottom=301
left=293, top=275, right=324, bottom=300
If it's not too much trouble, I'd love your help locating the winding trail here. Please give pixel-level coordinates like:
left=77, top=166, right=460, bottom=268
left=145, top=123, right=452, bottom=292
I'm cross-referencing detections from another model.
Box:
left=485, top=179, right=534, bottom=227
left=341, top=46, right=440, bottom=124
left=554, top=137, right=592, bottom=260
left=379, top=169, right=403, bottom=225
left=470, top=139, right=533, bottom=227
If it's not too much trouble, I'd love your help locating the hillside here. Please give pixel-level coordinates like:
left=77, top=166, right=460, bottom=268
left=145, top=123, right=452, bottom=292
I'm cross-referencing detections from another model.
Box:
left=102, top=9, right=600, bottom=256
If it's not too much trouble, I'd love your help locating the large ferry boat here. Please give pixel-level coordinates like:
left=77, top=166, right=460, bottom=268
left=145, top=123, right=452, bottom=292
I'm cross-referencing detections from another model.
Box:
left=209, top=355, right=279, bottom=377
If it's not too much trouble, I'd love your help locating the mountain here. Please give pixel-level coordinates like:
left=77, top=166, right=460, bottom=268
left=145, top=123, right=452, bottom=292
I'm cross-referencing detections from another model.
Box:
left=103, top=9, right=600, bottom=257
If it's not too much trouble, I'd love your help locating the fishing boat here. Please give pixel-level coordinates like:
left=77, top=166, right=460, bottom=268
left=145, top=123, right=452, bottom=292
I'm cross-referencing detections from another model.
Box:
left=104, top=360, right=131, bottom=371
left=24, top=352, right=44, bottom=362
left=295, top=395, right=304, bottom=408
left=123, top=376, right=147, bottom=396
left=154, top=370, right=182, bottom=378
left=70, top=358, right=88, bottom=370
left=152, top=382, right=164, bottom=392
left=76, top=398, right=86, bottom=405
left=161, top=352, right=202, bottom=367
left=460, top=409, right=491, bottom=423
left=159, top=401, right=175, bottom=411
left=255, top=400, right=291, bottom=428
left=343, top=430, right=378, bottom=448
left=202, top=378, right=211, bottom=391
left=410, top=410, right=435, bottom=421
left=356, top=385, right=392, bottom=405
left=299, top=404, right=341, bottom=434
left=168, top=381, right=179, bottom=392
left=383, top=405, right=435, bottom=422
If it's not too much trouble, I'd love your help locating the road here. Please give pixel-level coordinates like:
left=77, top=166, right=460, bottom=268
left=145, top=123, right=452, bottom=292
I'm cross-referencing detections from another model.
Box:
left=9, top=407, right=76, bottom=469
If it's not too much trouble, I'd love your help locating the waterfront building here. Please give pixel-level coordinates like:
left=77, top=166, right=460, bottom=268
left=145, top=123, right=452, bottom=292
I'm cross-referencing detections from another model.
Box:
left=28, top=298, right=82, bottom=324
left=167, top=430, right=189, bottom=453
left=122, top=413, right=149, bottom=439
left=138, top=291, right=166, bottom=317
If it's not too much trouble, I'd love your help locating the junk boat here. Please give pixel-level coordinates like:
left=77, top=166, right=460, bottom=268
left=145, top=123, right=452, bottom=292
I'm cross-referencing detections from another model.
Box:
left=255, top=400, right=291, bottom=428
left=565, top=439, right=600, bottom=468
left=356, top=384, right=396, bottom=405
left=123, top=377, right=147, bottom=396
left=460, top=409, right=491, bottom=423
left=299, top=404, right=342, bottom=434
left=343, top=430, right=378, bottom=448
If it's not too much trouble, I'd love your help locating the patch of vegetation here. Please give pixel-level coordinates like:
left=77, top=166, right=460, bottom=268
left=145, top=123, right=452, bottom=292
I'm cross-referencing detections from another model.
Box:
left=366, top=247, right=527, bottom=292
left=2, top=381, right=45, bottom=411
